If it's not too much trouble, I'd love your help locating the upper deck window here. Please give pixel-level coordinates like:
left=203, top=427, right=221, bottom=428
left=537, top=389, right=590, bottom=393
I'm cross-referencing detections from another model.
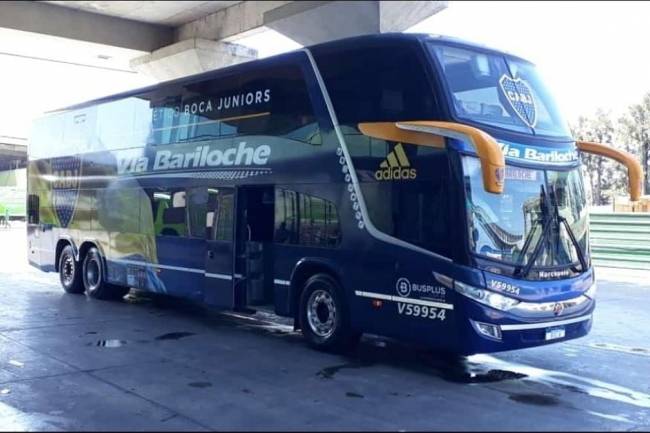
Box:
left=30, top=57, right=323, bottom=159
left=313, top=43, right=439, bottom=125
left=145, top=62, right=320, bottom=147
left=429, top=44, right=571, bottom=138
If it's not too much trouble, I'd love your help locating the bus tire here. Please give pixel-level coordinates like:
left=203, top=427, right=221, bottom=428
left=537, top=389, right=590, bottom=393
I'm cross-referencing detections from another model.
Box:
left=299, top=273, right=360, bottom=352
left=59, top=245, right=84, bottom=294
left=82, top=247, right=129, bottom=300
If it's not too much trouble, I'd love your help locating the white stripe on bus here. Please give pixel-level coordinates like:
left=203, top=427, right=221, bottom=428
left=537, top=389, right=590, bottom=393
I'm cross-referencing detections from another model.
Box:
left=115, top=259, right=228, bottom=280
left=205, top=273, right=232, bottom=280
left=115, top=259, right=205, bottom=274
left=354, top=290, right=454, bottom=310
left=500, top=314, right=592, bottom=331
left=114, top=260, right=245, bottom=282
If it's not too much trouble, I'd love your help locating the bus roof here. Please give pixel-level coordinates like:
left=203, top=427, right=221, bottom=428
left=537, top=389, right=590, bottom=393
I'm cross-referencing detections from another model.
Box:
left=309, top=33, right=531, bottom=63
left=48, top=33, right=532, bottom=115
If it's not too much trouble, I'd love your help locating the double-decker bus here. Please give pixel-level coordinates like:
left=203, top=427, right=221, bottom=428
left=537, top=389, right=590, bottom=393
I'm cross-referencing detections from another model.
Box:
left=27, top=34, right=642, bottom=355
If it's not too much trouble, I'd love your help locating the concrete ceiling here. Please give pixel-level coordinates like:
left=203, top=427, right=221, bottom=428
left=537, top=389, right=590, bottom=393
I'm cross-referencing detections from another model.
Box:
left=43, top=1, right=241, bottom=26
left=0, top=27, right=146, bottom=72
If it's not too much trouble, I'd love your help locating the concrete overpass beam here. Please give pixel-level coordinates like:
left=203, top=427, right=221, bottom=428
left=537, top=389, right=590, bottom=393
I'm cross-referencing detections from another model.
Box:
left=263, top=0, right=448, bottom=46
left=176, top=1, right=293, bottom=42
left=130, top=39, right=257, bottom=82
left=177, top=1, right=447, bottom=46
left=0, top=1, right=173, bottom=52
left=132, top=0, right=447, bottom=81
left=378, top=0, right=448, bottom=33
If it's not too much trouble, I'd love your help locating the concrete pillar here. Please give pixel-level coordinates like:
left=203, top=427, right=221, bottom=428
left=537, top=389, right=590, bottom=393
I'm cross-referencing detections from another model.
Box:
left=130, top=39, right=257, bottom=82
left=131, top=1, right=447, bottom=81
left=264, top=0, right=448, bottom=46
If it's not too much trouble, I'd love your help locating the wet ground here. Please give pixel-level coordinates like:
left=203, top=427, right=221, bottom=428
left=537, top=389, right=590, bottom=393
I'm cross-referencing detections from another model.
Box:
left=1, top=225, right=649, bottom=431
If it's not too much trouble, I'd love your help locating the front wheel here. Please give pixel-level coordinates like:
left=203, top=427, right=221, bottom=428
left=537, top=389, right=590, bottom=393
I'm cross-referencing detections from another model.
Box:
left=299, top=273, right=360, bottom=352
left=82, top=248, right=129, bottom=300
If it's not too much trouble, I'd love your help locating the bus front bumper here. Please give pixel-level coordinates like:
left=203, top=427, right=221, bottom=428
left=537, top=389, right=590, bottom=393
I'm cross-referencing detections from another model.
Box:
left=459, top=296, right=595, bottom=354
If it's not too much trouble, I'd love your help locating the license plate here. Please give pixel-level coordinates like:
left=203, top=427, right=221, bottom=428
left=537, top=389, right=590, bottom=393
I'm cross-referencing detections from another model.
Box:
left=545, top=327, right=566, bottom=341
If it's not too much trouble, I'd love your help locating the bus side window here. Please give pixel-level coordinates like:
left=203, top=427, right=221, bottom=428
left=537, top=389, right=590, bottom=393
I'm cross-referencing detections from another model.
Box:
left=28, top=194, right=40, bottom=224
left=142, top=59, right=322, bottom=148
left=274, top=189, right=298, bottom=244
left=274, top=188, right=341, bottom=247
left=151, top=189, right=187, bottom=237
left=187, top=188, right=208, bottom=238
left=205, top=190, right=218, bottom=240
left=312, top=43, right=438, bottom=126
left=204, top=188, right=234, bottom=241
left=213, top=189, right=234, bottom=241
left=298, top=194, right=341, bottom=247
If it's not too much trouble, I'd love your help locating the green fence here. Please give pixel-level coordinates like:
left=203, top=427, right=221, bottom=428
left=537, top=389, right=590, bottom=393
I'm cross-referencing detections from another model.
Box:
left=589, top=212, right=650, bottom=270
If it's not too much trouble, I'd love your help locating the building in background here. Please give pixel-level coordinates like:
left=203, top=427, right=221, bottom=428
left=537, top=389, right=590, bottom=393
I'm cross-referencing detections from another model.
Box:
left=0, top=135, right=27, bottom=222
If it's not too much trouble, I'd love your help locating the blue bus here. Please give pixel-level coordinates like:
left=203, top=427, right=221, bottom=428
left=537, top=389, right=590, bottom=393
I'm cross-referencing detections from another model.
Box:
left=27, top=34, right=642, bottom=355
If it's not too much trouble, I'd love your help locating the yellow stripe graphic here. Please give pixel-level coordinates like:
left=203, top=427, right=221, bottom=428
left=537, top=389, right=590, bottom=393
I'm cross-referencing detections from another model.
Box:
left=386, top=153, right=399, bottom=168
left=394, top=143, right=410, bottom=167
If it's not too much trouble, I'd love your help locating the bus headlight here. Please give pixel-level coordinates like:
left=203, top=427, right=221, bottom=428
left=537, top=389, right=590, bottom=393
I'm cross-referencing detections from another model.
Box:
left=454, top=281, right=520, bottom=311
left=584, top=281, right=597, bottom=300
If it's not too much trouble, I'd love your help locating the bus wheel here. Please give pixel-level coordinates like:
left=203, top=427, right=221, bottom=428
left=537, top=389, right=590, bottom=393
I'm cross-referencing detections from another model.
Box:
left=59, top=245, right=84, bottom=294
left=82, top=247, right=129, bottom=300
left=299, top=273, right=360, bottom=352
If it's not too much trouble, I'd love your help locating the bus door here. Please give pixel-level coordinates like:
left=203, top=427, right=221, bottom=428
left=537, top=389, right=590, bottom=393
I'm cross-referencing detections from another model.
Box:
left=234, top=186, right=275, bottom=309
left=204, top=187, right=236, bottom=308
left=26, top=194, right=42, bottom=266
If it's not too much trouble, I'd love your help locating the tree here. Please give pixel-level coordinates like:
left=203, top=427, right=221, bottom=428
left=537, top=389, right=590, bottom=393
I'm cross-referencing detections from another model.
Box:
left=618, top=93, right=650, bottom=194
left=571, top=109, right=618, bottom=205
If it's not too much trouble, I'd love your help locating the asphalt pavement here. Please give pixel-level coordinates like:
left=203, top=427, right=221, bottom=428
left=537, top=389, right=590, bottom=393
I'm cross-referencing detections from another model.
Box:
left=0, top=225, right=649, bottom=431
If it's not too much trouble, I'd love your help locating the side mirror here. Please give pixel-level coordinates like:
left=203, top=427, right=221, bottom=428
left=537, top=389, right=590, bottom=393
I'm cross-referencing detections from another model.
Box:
left=576, top=140, right=644, bottom=201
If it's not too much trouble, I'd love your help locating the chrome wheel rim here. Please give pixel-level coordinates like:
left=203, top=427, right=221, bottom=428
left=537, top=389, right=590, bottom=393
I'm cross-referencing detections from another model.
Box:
left=62, top=255, right=75, bottom=285
left=307, top=289, right=336, bottom=339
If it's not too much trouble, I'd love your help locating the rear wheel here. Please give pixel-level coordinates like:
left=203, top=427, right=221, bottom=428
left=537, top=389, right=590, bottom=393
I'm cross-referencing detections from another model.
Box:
left=82, top=247, right=129, bottom=300
left=59, top=245, right=84, bottom=294
left=299, top=273, right=360, bottom=352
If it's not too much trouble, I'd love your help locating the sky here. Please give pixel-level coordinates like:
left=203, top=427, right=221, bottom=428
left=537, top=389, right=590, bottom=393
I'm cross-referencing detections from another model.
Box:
left=1, top=1, right=650, bottom=139
left=0, top=50, right=153, bottom=139
left=406, top=1, right=650, bottom=124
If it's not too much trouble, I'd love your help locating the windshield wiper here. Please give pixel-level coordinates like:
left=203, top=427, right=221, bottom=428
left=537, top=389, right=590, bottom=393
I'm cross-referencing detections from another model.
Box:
left=549, top=185, right=588, bottom=272
left=516, top=183, right=588, bottom=278
left=514, top=184, right=551, bottom=278
left=518, top=216, right=553, bottom=278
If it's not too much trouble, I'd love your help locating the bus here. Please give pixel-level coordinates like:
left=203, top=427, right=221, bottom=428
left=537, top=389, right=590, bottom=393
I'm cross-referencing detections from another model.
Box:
left=27, top=34, right=642, bottom=355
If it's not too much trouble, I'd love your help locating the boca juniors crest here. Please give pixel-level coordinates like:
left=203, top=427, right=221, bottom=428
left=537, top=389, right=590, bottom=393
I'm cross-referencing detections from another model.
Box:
left=51, top=156, right=82, bottom=228
left=499, top=75, right=537, bottom=128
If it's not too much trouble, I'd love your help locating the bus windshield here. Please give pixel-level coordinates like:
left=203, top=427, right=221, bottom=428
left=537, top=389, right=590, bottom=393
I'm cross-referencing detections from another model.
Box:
left=429, top=43, right=571, bottom=138
left=462, top=157, right=589, bottom=275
